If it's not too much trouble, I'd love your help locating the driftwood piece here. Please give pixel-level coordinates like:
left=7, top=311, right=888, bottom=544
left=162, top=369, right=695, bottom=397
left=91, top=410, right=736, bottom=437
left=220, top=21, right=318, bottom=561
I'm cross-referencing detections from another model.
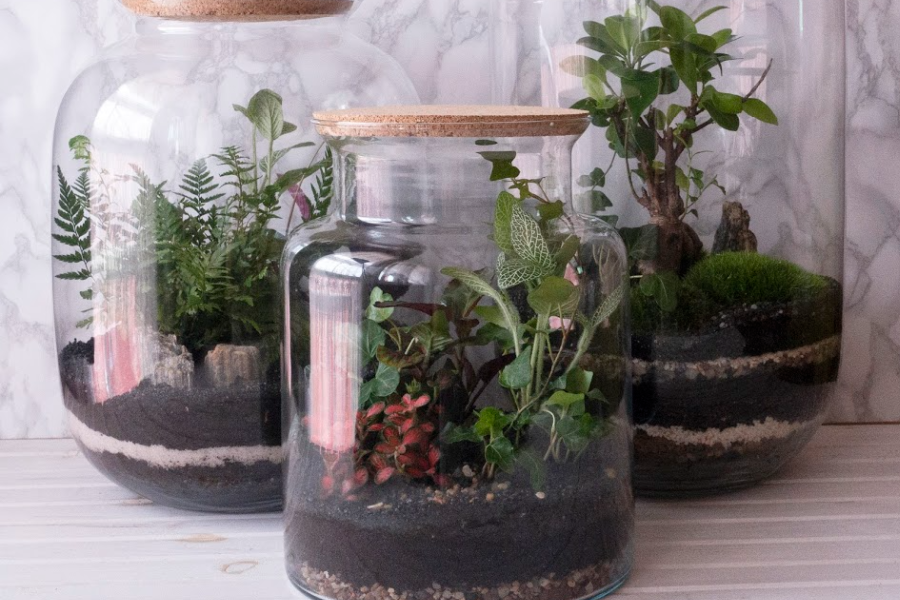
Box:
left=713, top=201, right=758, bottom=254
left=151, top=334, right=194, bottom=390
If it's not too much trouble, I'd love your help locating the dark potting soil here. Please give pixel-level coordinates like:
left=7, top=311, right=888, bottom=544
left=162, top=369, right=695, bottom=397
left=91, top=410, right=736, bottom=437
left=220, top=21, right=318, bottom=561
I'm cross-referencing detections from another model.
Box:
left=60, top=340, right=283, bottom=513
left=630, top=283, right=842, bottom=496
left=284, top=433, right=634, bottom=597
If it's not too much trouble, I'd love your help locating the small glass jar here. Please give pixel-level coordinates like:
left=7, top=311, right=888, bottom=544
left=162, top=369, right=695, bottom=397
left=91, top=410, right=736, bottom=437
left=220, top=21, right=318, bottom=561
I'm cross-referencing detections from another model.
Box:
left=51, top=0, right=419, bottom=513
left=282, top=106, right=634, bottom=599
left=546, top=0, right=845, bottom=495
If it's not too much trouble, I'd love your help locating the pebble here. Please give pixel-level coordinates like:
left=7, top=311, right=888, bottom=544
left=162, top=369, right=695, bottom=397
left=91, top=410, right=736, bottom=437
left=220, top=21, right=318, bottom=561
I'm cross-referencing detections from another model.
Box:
left=485, top=493, right=495, bottom=502
left=535, top=492, right=546, bottom=500
left=461, top=465, right=475, bottom=478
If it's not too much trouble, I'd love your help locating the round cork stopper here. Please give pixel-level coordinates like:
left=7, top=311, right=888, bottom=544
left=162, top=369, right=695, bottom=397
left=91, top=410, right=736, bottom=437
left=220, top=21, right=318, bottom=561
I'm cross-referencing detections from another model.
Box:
left=313, top=105, right=591, bottom=138
left=121, top=0, right=353, bottom=20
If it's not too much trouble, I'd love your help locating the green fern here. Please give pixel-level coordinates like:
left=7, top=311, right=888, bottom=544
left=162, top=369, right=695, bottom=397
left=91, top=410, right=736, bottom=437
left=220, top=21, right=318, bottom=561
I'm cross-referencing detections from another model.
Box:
left=309, top=147, right=334, bottom=221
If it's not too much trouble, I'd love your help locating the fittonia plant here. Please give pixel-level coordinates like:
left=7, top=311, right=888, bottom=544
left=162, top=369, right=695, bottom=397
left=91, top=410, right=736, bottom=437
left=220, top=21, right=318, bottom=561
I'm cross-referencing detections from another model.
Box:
left=561, top=1, right=778, bottom=306
left=53, top=89, right=332, bottom=355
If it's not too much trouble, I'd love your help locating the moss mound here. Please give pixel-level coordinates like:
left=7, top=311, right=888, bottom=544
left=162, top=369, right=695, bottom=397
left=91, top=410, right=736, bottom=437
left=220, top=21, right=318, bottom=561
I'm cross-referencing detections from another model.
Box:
left=683, top=252, right=828, bottom=308
left=631, top=252, right=831, bottom=335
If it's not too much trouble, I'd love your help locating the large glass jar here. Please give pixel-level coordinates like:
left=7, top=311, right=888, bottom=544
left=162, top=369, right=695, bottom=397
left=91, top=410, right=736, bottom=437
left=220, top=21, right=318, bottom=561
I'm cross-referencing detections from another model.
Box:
left=51, top=0, right=419, bottom=513
left=283, top=106, right=633, bottom=599
left=546, top=0, right=845, bottom=495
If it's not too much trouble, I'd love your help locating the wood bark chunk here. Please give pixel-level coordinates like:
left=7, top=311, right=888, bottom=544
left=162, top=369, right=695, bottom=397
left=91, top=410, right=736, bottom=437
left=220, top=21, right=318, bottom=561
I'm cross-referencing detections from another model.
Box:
left=205, top=344, right=262, bottom=387
left=713, top=201, right=759, bottom=254
left=151, top=334, right=194, bottom=390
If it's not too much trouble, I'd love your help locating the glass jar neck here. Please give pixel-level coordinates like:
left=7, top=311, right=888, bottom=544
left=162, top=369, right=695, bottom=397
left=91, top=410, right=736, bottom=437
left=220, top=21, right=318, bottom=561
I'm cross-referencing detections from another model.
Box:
left=329, top=136, right=578, bottom=226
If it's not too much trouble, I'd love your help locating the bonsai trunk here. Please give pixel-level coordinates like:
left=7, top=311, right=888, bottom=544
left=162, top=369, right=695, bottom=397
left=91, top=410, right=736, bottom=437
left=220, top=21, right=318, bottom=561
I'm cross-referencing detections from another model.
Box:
left=635, top=130, right=704, bottom=276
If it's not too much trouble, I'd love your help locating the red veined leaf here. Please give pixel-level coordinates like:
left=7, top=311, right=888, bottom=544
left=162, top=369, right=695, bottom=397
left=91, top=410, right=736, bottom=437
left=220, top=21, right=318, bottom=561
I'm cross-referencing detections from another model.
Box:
left=375, top=467, right=396, bottom=484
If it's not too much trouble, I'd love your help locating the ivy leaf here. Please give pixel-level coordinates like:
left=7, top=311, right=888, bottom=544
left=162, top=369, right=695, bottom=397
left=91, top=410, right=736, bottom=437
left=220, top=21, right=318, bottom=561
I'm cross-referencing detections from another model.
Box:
left=486, top=437, right=516, bottom=473
left=743, top=98, right=779, bottom=125
left=475, top=407, right=513, bottom=438
left=537, top=201, right=565, bottom=223
left=361, top=320, right=385, bottom=360
left=499, top=351, right=533, bottom=390
left=527, top=276, right=579, bottom=317
left=566, top=368, right=594, bottom=395
left=443, top=424, right=483, bottom=445
left=516, top=448, right=547, bottom=491
left=366, top=288, right=395, bottom=323
left=366, top=363, right=400, bottom=399
left=640, top=272, right=680, bottom=313
left=510, top=205, right=554, bottom=270
left=546, top=390, right=586, bottom=411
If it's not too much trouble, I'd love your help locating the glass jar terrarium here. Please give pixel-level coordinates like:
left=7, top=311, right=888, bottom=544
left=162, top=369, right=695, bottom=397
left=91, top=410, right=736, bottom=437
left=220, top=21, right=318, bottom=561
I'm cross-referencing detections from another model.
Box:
left=51, top=0, right=419, bottom=512
left=547, top=0, right=845, bottom=495
left=282, top=106, right=633, bottom=599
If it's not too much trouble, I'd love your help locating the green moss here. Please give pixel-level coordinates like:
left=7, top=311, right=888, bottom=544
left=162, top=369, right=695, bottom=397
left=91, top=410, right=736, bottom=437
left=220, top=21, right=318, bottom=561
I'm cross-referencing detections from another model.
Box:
left=683, top=252, right=828, bottom=308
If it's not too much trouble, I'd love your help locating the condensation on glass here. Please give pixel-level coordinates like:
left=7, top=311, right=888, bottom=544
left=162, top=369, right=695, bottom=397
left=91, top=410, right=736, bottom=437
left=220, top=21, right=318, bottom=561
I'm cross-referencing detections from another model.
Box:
left=51, top=0, right=419, bottom=513
left=282, top=106, right=634, bottom=599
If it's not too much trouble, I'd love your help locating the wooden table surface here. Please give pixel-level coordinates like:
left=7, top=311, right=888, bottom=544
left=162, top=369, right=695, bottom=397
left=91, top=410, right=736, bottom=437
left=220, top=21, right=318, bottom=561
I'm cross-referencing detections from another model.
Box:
left=2, top=425, right=899, bottom=600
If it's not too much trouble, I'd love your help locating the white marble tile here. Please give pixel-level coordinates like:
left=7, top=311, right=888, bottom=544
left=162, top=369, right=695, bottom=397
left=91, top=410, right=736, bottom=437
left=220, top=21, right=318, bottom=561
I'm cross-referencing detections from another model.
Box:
left=0, top=0, right=897, bottom=438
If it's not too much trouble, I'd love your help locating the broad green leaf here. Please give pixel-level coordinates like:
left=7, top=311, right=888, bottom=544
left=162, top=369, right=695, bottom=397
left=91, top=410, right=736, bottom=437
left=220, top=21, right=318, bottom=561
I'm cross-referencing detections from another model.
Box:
left=376, top=346, right=425, bottom=370
left=475, top=305, right=506, bottom=327
left=510, top=205, right=554, bottom=270
left=528, top=276, right=579, bottom=317
left=582, top=21, right=626, bottom=56
left=605, top=15, right=641, bottom=52
left=442, top=424, right=483, bottom=445
left=711, top=28, right=735, bottom=49
left=582, top=74, right=607, bottom=102
left=656, top=66, right=680, bottom=95
left=695, top=5, right=728, bottom=24
left=705, top=103, right=741, bottom=131
left=669, top=45, right=698, bottom=94
left=684, top=33, right=719, bottom=54
left=621, top=69, right=661, bottom=119
left=246, top=89, right=286, bottom=141
left=555, top=235, right=581, bottom=269
left=537, top=201, right=565, bottom=223
left=560, top=55, right=606, bottom=79
left=659, top=6, right=697, bottom=40
left=743, top=98, right=779, bottom=125
left=500, top=351, right=533, bottom=390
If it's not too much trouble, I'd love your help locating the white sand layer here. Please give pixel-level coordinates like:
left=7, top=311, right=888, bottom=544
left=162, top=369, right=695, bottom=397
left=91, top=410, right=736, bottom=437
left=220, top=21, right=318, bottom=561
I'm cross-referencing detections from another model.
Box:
left=68, top=410, right=283, bottom=470
left=636, top=416, right=822, bottom=451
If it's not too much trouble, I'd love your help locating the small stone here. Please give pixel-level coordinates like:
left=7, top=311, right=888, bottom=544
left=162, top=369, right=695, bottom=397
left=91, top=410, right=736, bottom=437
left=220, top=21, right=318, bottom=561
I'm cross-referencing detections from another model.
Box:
left=535, top=491, right=546, bottom=500
left=485, top=493, right=495, bottom=502
left=151, top=333, right=194, bottom=389
left=462, top=465, right=475, bottom=478
left=497, top=587, right=510, bottom=599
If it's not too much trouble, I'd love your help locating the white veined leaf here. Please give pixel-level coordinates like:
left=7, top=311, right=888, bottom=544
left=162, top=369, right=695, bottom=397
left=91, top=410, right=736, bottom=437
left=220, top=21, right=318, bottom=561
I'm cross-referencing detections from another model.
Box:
left=510, top=205, right=554, bottom=270
left=591, top=282, right=626, bottom=328
left=497, top=256, right=546, bottom=290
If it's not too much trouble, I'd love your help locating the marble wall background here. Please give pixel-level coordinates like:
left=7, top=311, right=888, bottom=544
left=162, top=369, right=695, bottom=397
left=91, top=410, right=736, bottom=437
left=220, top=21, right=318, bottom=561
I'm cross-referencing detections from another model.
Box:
left=0, top=0, right=896, bottom=438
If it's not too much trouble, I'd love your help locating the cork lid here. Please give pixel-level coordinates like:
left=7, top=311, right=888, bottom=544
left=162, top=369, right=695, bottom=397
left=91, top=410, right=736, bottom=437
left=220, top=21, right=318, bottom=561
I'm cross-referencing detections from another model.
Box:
left=313, top=105, right=591, bottom=138
left=121, top=0, right=353, bottom=19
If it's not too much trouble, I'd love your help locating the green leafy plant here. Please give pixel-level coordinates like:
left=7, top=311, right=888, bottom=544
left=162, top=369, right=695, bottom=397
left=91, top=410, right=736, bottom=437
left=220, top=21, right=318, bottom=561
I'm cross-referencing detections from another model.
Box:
left=348, top=151, right=625, bottom=489
left=562, top=1, right=779, bottom=312
left=54, top=89, right=332, bottom=356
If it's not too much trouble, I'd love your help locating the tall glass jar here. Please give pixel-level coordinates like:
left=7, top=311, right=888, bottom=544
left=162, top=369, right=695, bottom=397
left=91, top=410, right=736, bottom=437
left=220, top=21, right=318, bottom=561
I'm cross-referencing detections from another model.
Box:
left=283, top=106, right=633, bottom=599
left=51, top=0, right=419, bottom=513
left=546, top=0, right=845, bottom=495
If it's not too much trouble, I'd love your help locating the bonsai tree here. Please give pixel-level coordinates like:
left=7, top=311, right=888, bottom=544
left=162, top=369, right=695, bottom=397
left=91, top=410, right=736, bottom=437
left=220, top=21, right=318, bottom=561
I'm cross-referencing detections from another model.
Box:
left=54, top=89, right=332, bottom=357
left=561, top=1, right=778, bottom=281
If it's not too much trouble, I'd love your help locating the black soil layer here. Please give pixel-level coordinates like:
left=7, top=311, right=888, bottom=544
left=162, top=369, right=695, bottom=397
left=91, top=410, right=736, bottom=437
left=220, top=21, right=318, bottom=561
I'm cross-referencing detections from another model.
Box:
left=60, top=340, right=282, bottom=513
left=631, top=280, right=842, bottom=496
left=284, top=434, right=633, bottom=598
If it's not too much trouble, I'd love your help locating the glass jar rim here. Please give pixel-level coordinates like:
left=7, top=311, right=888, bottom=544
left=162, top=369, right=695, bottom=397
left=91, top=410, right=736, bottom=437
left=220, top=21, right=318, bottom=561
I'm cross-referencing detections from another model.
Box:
left=312, top=105, right=591, bottom=139
left=120, top=0, right=353, bottom=20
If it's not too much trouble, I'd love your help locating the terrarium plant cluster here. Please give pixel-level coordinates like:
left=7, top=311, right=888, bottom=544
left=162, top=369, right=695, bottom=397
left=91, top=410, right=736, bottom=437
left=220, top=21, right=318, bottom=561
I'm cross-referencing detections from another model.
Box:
left=327, top=151, right=625, bottom=497
left=54, top=89, right=332, bottom=359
